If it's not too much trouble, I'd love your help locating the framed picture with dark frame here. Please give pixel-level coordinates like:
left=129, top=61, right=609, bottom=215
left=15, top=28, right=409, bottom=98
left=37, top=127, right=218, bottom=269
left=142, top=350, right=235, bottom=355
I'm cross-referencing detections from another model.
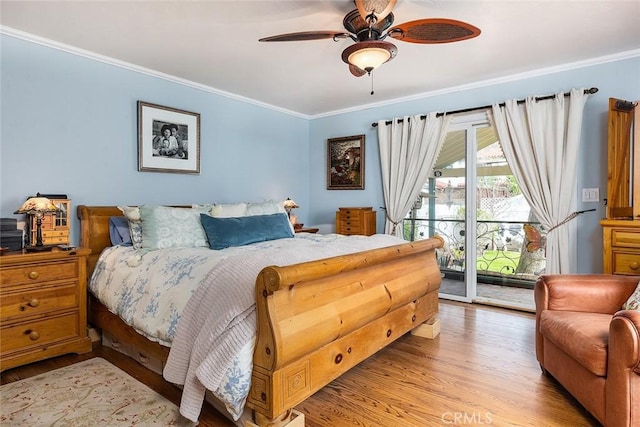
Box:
left=137, top=101, right=201, bottom=174
left=327, top=134, right=365, bottom=190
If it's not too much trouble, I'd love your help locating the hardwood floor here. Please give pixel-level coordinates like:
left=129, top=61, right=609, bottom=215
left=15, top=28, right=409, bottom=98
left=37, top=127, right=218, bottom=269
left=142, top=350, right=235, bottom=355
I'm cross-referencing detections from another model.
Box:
left=1, top=301, right=600, bottom=427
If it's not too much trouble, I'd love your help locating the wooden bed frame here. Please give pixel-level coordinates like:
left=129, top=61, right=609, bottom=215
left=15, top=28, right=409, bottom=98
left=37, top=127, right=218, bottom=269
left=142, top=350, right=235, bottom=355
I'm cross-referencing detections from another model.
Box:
left=78, top=205, right=444, bottom=426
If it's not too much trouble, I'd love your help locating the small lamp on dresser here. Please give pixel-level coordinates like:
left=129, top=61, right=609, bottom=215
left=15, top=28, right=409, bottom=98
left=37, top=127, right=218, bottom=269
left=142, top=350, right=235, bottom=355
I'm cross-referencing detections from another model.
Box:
left=14, top=193, right=60, bottom=251
left=283, top=197, right=302, bottom=230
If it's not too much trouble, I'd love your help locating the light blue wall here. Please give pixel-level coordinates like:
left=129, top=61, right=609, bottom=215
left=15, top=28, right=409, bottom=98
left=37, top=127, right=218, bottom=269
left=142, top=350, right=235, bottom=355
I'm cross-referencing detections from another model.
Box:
left=2, top=33, right=639, bottom=273
left=309, top=56, right=640, bottom=273
left=0, top=34, right=309, bottom=243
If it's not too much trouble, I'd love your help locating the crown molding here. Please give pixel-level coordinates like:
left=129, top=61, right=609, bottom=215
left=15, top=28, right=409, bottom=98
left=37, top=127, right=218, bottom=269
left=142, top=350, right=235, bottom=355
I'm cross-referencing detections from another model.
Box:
left=3, top=25, right=638, bottom=121
left=312, top=48, right=640, bottom=119
left=0, top=25, right=310, bottom=120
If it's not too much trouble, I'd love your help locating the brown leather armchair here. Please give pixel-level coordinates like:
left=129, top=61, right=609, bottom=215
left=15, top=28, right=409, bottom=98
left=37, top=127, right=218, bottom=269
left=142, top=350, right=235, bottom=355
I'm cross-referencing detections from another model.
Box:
left=535, top=274, right=640, bottom=427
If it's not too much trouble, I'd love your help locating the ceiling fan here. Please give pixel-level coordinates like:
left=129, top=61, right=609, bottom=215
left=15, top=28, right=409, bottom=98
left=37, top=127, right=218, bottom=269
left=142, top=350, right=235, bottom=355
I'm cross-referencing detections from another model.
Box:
left=259, top=0, right=481, bottom=82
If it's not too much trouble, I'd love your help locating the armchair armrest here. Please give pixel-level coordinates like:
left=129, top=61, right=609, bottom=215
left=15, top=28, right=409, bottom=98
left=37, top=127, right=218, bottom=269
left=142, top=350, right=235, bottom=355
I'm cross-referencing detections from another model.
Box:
left=606, top=309, right=640, bottom=427
left=610, top=309, right=640, bottom=373
left=535, top=274, right=638, bottom=315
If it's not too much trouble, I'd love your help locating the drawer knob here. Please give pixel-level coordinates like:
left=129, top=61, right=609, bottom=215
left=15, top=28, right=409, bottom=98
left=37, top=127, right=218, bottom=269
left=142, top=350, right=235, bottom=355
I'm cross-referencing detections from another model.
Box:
left=630, top=262, right=639, bottom=271
left=25, top=329, right=40, bottom=341
left=28, top=271, right=40, bottom=280
left=28, top=298, right=40, bottom=308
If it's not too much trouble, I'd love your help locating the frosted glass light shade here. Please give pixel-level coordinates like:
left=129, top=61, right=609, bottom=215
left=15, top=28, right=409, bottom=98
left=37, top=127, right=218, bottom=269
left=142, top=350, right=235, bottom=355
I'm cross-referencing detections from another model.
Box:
left=341, top=40, right=397, bottom=72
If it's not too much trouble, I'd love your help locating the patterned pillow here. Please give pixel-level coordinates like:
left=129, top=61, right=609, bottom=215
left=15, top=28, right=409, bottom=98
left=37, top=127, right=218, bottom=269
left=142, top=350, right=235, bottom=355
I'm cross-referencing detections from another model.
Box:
left=192, top=204, right=213, bottom=213
left=118, top=206, right=143, bottom=249
left=246, top=200, right=286, bottom=216
left=246, top=200, right=294, bottom=233
left=139, top=205, right=210, bottom=249
left=622, top=281, right=640, bottom=310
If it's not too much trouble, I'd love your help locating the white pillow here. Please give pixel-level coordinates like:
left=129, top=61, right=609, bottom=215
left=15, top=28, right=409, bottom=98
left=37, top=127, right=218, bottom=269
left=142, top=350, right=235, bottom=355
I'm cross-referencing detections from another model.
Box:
left=211, top=203, right=248, bottom=218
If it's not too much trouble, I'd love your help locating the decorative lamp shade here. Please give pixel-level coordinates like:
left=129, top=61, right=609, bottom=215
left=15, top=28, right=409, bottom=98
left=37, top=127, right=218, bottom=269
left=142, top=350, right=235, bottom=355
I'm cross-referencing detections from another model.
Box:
left=341, top=40, right=397, bottom=72
left=283, top=198, right=299, bottom=211
left=14, top=196, right=59, bottom=215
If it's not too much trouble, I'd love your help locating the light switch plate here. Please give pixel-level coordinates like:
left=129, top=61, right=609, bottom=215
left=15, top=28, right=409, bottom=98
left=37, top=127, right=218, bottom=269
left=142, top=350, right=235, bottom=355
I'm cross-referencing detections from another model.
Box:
left=582, top=188, right=599, bottom=202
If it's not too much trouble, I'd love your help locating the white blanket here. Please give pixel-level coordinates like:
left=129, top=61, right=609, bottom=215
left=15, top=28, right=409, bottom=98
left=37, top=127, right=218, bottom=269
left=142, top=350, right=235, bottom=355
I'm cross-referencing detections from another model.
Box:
left=163, top=233, right=405, bottom=421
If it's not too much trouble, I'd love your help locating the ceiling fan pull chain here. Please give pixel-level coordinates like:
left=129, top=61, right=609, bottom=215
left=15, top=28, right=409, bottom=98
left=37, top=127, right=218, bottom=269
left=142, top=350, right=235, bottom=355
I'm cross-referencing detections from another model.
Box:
left=370, top=72, right=375, bottom=95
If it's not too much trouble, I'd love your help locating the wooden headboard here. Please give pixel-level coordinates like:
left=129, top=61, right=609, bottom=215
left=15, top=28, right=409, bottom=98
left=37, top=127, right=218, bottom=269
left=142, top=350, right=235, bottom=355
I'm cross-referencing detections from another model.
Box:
left=77, top=205, right=123, bottom=276
left=77, top=205, right=192, bottom=275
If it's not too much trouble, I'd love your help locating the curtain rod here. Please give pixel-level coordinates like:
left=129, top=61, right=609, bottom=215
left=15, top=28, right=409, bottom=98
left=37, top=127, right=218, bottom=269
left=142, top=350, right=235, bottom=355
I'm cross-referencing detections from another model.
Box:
left=371, top=87, right=599, bottom=127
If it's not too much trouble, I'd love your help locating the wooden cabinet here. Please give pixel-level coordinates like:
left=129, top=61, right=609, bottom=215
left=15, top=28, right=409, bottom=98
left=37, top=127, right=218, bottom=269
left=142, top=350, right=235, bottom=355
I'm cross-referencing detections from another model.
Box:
left=28, top=198, right=71, bottom=246
left=601, top=219, right=640, bottom=276
left=605, top=98, right=639, bottom=219
left=336, top=207, right=377, bottom=236
left=0, top=248, right=92, bottom=371
left=602, top=98, right=639, bottom=275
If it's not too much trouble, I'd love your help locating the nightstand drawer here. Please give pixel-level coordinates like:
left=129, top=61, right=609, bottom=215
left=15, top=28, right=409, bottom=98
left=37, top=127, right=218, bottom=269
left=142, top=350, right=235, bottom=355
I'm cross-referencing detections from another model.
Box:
left=1, top=284, right=78, bottom=322
left=611, top=251, right=640, bottom=275
left=1, top=312, right=80, bottom=354
left=0, top=261, right=77, bottom=287
left=611, top=229, right=640, bottom=248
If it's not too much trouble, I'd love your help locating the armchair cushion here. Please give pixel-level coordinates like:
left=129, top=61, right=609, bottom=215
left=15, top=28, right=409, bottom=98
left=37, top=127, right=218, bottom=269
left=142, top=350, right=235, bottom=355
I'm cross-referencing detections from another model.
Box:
left=622, top=281, right=640, bottom=310
left=540, top=311, right=611, bottom=376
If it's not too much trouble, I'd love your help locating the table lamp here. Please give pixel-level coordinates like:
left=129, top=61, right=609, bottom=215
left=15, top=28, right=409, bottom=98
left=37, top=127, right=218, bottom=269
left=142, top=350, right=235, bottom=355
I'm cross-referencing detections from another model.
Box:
left=283, top=197, right=301, bottom=228
left=14, top=194, right=60, bottom=251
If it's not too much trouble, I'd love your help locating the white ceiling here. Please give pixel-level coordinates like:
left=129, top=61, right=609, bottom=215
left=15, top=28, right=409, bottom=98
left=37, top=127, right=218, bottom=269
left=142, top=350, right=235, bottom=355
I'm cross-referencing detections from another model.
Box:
left=2, top=1, right=639, bottom=117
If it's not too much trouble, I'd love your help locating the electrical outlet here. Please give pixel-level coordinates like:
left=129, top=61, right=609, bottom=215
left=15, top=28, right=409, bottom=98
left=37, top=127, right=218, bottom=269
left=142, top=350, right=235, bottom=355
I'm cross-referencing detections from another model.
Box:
left=582, top=188, right=599, bottom=202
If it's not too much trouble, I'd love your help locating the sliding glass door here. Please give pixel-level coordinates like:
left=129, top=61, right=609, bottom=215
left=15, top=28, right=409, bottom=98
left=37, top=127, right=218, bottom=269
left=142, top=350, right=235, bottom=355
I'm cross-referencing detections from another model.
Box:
left=406, top=113, right=543, bottom=310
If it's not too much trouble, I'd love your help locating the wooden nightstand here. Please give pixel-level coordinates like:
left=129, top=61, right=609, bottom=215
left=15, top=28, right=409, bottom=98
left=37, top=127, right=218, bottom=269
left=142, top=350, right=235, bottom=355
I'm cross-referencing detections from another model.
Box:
left=295, top=228, right=319, bottom=234
left=0, top=247, right=92, bottom=371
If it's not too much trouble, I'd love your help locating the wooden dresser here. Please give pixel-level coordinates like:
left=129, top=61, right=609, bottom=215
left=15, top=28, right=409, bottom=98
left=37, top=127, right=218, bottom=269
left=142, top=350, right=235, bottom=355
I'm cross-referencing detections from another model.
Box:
left=0, top=248, right=92, bottom=371
left=336, top=207, right=377, bottom=236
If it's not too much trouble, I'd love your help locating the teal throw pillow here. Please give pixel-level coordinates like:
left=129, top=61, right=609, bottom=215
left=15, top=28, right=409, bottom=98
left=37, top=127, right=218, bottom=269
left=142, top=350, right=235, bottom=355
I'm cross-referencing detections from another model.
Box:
left=200, top=212, right=294, bottom=250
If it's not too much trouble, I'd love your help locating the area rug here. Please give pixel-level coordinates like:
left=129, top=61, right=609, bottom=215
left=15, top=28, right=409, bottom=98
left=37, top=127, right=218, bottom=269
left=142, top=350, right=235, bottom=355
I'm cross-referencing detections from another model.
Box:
left=0, top=357, right=196, bottom=426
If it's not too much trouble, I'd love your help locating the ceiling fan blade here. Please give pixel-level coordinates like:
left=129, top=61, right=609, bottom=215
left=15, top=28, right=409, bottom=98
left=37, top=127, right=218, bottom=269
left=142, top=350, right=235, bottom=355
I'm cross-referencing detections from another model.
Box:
left=388, top=19, right=481, bottom=44
left=355, top=0, right=397, bottom=21
left=259, top=31, right=349, bottom=42
left=349, top=64, right=367, bottom=77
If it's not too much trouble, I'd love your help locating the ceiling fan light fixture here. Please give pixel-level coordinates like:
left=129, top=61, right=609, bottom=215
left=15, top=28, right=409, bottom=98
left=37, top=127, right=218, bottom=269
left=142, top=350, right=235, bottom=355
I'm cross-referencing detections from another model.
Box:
left=341, top=40, right=397, bottom=73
